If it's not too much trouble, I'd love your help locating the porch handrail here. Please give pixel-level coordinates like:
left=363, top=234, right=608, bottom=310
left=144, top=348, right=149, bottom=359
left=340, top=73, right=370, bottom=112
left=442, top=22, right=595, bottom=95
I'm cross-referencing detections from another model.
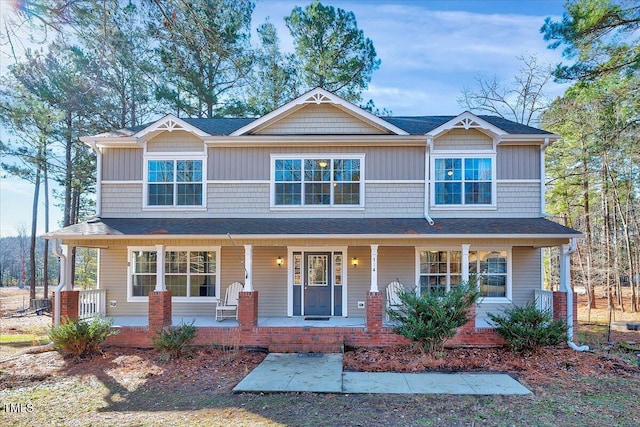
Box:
left=78, top=289, right=106, bottom=320
left=534, top=289, right=553, bottom=316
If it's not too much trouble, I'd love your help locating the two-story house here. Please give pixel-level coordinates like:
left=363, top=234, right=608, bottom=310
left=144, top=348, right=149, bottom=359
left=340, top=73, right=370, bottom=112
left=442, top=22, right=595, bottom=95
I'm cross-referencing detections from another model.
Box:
left=46, top=88, right=581, bottom=352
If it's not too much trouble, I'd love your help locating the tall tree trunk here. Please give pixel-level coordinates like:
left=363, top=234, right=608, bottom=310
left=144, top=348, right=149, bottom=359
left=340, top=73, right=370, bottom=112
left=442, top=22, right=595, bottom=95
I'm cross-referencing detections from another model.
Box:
left=29, top=156, right=42, bottom=303
left=64, top=112, right=73, bottom=227
left=581, top=155, right=595, bottom=308
left=43, top=155, right=50, bottom=299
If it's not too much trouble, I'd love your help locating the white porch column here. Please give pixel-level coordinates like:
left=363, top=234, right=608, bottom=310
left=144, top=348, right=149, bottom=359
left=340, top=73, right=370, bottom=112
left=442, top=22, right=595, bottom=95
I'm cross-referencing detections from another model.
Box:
left=53, top=243, right=72, bottom=325
left=244, top=244, right=253, bottom=291
left=559, top=243, right=570, bottom=293
left=461, top=244, right=470, bottom=282
left=155, top=244, right=166, bottom=291
left=370, top=244, right=379, bottom=292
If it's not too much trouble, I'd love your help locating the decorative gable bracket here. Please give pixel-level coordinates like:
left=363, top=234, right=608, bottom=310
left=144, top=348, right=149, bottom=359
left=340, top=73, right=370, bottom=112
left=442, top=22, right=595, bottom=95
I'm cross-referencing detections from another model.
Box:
left=303, top=92, right=334, bottom=105
left=133, top=114, right=210, bottom=139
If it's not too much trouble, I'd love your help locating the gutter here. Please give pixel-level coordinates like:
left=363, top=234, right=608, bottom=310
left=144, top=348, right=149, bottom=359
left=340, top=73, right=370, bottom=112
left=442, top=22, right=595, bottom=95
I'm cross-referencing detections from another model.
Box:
left=563, top=237, right=589, bottom=351
left=51, top=239, right=68, bottom=326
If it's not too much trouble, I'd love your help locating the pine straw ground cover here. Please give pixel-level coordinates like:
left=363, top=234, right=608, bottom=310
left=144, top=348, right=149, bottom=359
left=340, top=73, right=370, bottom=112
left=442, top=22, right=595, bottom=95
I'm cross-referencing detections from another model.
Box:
left=1, top=331, right=639, bottom=427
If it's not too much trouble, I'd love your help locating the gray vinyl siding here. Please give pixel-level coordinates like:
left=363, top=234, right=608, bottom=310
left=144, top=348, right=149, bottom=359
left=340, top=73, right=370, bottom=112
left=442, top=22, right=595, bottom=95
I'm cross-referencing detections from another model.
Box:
left=433, top=129, right=493, bottom=150
left=101, top=246, right=147, bottom=317
left=475, top=246, right=542, bottom=327
left=103, top=148, right=143, bottom=181
left=345, top=246, right=372, bottom=317
left=365, top=184, right=424, bottom=217
left=208, top=146, right=425, bottom=181
left=253, top=246, right=288, bottom=317
left=497, top=145, right=540, bottom=180
left=254, top=104, right=388, bottom=135
left=147, top=131, right=204, bottom=152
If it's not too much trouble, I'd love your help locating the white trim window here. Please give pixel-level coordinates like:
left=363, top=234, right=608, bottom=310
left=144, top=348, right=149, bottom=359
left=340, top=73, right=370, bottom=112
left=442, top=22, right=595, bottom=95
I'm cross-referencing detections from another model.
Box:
left=128, top=247, right=219, bottom=301
left=432, top=156, right=495, bottom=206
left=473, top=250, right=509, bottom=299
left=145, top=158, right=204, bottom=207
left=416, top=247, right=511, bottom=301
left=130, top=249, right=157, bottom=297
left=418, top=250, right=462, bottom=296
left=272, top=155, right=363, bottom=207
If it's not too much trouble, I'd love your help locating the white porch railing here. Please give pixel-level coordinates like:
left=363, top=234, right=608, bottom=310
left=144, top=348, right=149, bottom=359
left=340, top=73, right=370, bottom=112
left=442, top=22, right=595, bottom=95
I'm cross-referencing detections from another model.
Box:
left=534, top=289, right=553, bottom=316
left=78, top=289, right=107, bottom=320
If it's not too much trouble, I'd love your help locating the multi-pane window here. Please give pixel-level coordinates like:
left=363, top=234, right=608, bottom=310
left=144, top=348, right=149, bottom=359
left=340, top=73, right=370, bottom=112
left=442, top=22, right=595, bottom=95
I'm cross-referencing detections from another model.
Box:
left=419, top=250, right=462, bottom=296
left=418, top=249, right=508, bottom=299
left=274, top=157, right=361, bottom=206
left=129, top=248, right=217, bottom=299
left=475, top=250, right=507, bottom=298
left=131, top=250, right=157, bottom=297
left=434, top=157, right=492, bottom=205
left=165, top=250, right=217, bottom=297
left=147, top=159, right=203, bottom=206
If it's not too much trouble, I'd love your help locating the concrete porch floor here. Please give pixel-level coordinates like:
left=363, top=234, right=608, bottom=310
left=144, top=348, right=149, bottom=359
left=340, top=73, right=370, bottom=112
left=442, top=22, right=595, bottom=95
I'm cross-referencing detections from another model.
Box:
left=106, top=316, right=369, bottom=328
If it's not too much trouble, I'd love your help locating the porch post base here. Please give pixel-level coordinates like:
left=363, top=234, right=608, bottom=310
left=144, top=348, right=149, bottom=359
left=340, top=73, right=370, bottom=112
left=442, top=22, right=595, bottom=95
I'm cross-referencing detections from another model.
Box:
left=54, top=290, right=80, bottom=323
left=238, top=291, right=258, bottom=330
left=553, top=291, right=577, bottom=330
left=366, top=291, right=383, bottom=331
left=149, top=290, right=172, bottom=330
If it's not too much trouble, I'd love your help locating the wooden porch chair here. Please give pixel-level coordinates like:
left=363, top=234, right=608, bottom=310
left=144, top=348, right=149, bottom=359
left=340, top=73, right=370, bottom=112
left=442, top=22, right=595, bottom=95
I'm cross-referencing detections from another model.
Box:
left=386, top=280, right=405, bottom=321
left=216, top=281, right=244, bottom=321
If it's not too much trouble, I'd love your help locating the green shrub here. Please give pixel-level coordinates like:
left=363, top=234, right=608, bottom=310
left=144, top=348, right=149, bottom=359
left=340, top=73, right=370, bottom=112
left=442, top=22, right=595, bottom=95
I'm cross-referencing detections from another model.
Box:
left=153, top=321, right=197, bottom=360
left=49, top=317, right=118, bottom=357
left=388, top=281, right=480, bottom=354
left=488, top=302, right=567, bottom=354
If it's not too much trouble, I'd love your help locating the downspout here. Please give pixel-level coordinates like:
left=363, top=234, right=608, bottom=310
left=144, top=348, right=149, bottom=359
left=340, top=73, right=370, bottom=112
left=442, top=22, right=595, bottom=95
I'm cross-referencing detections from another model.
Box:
left=423, top=137, right=435, bottom=226
left=51, top=239, right=68, bottom=326
left=562, top=238, right=589, bottom=351
left=540, top=137, right=550, bottom=217
left=89, top=140, right=102, bottom=217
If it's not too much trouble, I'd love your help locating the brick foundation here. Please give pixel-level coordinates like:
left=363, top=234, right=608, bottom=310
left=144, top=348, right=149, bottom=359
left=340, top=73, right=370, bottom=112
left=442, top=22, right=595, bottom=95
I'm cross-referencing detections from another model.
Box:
left=148, top=290, right=172, bottom=331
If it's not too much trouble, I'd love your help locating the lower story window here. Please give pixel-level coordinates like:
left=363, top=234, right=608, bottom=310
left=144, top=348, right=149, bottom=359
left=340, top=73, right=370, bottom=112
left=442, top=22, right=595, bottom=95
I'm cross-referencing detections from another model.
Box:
left=417, top=248, right=509, bottom=299
left=130, top=248, right=218, bottom=299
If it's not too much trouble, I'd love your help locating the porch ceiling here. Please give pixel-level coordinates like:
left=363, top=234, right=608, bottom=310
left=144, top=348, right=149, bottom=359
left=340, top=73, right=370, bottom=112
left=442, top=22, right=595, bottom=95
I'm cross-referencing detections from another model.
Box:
left=45, top=217, right=581, bottom=240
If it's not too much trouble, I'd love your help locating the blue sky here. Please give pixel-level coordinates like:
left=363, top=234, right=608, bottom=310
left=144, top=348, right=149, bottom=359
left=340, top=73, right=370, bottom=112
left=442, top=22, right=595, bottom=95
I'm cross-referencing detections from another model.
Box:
left=0, top=0, right=569, bottom=236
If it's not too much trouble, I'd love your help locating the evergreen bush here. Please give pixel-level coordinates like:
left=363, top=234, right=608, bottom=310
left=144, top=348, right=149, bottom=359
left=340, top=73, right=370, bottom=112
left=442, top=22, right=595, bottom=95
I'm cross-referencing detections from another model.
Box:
left=49, top=317, right=118, bottom=357
left=488, top=302, right=567, bottom=354
left=388, top=281, right=480, bottom=353
left=152, top=321, right=197, bottom=360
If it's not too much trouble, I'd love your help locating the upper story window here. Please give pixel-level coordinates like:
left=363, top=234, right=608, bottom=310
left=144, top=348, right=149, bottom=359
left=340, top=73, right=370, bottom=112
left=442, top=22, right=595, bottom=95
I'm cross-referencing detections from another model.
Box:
left=433, top=157, right=494, bottom=206
left=272, top=155, right=363, bottom=207
left=146, top=159, right=203, bottom=207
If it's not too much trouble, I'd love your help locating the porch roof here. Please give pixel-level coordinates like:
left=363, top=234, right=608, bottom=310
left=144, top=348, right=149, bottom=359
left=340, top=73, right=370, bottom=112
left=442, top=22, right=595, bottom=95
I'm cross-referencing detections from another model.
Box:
left=44, top=217, right=581, bottom=240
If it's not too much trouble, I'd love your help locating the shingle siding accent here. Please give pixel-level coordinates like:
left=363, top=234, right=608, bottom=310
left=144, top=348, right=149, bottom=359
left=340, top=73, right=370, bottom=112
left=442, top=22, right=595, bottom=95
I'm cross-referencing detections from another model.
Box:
left=147, top=130, right=204, bottom=152
left=103, top=148, right=143, bottom=181
left=207, top=146, right=425, bottom=181
left=497, top=145, right=540, bottom=180
left=431, top=182, right=540, bottom=218
left=433, top=129, right=493, bottom=150
left=255, top=104, right=387, bottom=135
left=102, top=183, right=144, bottom=217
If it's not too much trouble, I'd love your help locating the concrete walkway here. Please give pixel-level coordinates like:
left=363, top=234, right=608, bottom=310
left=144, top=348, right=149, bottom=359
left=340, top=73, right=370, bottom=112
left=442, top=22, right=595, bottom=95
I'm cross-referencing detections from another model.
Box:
left=233, top=353, right=531, bottom=395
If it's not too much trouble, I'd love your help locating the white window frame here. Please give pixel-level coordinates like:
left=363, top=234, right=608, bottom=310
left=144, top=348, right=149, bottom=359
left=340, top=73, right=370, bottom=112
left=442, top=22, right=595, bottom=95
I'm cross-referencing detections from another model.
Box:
left=127, top=246, right=220, bottom=302
left=415, top=248, right=463, bottom=295
left=415, top=246, right=512, bottom=303
left=430, top=152, right=497, bottom=210
left=143, top=154, right=207, bottom=210
left=270, top=154, right=365, bottom=210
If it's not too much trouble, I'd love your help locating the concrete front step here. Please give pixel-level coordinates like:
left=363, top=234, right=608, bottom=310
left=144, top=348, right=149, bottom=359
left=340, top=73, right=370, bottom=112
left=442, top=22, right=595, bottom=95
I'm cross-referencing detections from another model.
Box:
left=269, top=334, right=344, bottom=353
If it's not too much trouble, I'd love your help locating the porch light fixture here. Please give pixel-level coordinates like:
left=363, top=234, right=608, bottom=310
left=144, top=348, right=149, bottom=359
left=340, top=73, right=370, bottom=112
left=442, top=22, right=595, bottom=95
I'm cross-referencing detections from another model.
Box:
left=276, top=256, right=284, bottom=267
left=352, top=257, right=358, bottom=268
